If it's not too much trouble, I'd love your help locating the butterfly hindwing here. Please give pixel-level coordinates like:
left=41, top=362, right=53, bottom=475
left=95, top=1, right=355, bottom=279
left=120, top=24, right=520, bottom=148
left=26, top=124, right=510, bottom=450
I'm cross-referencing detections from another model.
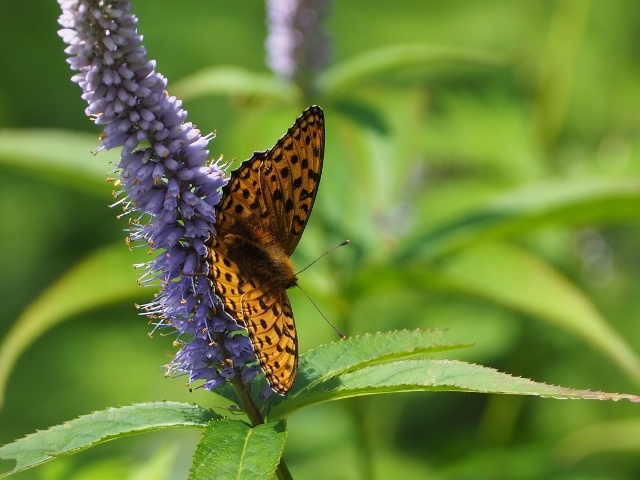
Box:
left=210, top=238, right=298, bottom=394
left=208, top=106, right=325, bottom=395
left=240, top=287, right=298, bottom=393
left=209, top=238, right=247, bottom=312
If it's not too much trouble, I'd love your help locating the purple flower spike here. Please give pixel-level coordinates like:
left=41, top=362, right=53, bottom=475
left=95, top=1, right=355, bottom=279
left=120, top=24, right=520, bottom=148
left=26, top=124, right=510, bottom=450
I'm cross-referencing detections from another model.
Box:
left=265, top=0, right=331, bottom=90
left=58, top=0, right=260, bottom=391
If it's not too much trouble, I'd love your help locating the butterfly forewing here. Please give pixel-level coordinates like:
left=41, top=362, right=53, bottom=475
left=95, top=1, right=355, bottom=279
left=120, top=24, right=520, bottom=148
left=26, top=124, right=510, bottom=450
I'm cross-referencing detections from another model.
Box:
left=259, top=108, right=325, bottom=254
left=208, top=106, right=325, bottom=395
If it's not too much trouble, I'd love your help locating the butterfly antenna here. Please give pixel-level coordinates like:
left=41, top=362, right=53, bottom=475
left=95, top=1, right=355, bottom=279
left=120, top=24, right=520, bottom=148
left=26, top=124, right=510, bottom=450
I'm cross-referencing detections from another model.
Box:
left=295, top=240, right=350, bottom=276
left=295, top=284, right=346, bottom=339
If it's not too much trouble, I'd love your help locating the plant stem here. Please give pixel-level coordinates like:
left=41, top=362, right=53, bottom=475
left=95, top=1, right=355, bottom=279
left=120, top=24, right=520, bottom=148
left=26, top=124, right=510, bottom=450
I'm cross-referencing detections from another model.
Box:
left=275, top=458, right=294, bottom=480
left=230, top=376, right=264, bottom=426
left=230, top=375, right=293, bottom=480
left=214, top=329, right=294, bottom=480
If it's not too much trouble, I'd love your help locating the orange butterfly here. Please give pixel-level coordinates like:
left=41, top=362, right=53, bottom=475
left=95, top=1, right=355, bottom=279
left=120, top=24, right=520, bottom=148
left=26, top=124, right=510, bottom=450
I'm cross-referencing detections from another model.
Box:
left=208, top=106, right=324, bottom=395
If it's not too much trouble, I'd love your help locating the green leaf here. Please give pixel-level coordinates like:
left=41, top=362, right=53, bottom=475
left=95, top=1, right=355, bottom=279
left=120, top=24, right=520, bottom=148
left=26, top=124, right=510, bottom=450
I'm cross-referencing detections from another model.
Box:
left=554, top=419, right=640, bottom=464
left=130, top=442, right=180, bottom=480
left=292, top=329, right=471, bottom=395
left=0, top=243, right=151, bottom=408
left=317, top=44, right=507, bottom=96
left=189, top=419, right=287, bottom=480
left=535, top=0, right=591, bottom=150
left=332, top=100, right=390, bottom=135
left=397, top=178, right=640, bottom=262
left=270, top=359, right=640, bottom=419
left=439, top=242, right=640, bottom=383
left=171, top=66, right=300, bottom=103
left=0, top=402, right=220, bottom=478
left=351, top=244, right=640, bottom=385
left=0, top=129, right=118, bottom=195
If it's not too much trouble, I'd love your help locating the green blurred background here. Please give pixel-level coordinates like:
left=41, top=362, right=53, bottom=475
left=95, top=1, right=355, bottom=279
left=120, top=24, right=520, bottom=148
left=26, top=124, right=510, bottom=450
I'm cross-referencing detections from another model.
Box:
left=2, top=0, right=640, bottom=478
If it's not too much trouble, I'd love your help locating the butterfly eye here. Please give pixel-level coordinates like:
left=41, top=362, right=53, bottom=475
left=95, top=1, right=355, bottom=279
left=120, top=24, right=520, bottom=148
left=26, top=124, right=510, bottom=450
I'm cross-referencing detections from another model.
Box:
left=223, top=234, right=239, bottom=246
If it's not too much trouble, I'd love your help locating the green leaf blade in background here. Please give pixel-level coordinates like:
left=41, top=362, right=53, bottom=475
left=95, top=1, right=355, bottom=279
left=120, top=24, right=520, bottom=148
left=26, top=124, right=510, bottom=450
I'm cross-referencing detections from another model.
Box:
left=438, top=242, right=640, bottom=384
left=189, top=419, right=287, bottom=480
left=354, top=242, right=640, bottom=385
left=270, top=359, right=640, bottom=420
left=398, top=178, right=640, bottom=262
left=0, top=129, right=119, bottom=196
left=171, top=66, right=301, bottom=104
left=0, top=402, right=220, bottom=478
left=0, top=243, right=151, bottom=408
left=317, top=44, right=508, bottom=96
left=554, top=418, right=640, bottom=465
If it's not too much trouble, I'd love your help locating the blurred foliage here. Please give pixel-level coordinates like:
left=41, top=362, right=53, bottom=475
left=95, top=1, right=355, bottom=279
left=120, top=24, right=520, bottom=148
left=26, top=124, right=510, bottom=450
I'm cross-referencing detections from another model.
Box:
left=2, top=0, right=640, bottom=479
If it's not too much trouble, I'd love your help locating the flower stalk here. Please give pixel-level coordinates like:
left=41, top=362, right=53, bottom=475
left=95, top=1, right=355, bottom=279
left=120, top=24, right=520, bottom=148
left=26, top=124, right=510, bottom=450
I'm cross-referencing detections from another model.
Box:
left=58, top=0, right=261, bottom=398
left=59, top=1, right=296, bottom=474
left=265, top=0, right=331, bottom=99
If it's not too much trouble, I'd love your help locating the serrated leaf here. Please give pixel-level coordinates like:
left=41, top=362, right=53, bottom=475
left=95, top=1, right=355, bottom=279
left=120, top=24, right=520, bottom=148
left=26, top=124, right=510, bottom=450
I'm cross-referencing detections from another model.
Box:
left=189, top=419, right=287, bottom=480
left=292, top=329, right=470, bottom=395
left=0, top=129, right=118, bottom=195
left=0, top=243, right=151, bottom=408
left=269, top=359, right=640, bottom=419
left=397, top=178, right=640, bottom=262
left=171, top=66, right=300, bottom=103
left=317, top=44, right=507, bottom=96
left=0, top=402, right=220, bottom=478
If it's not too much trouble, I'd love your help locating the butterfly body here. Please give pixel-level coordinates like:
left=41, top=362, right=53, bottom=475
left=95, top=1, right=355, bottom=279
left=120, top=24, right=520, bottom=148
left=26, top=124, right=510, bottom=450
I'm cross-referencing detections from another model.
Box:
left=221, top=233, right=297, bottom=290
left=208, top=106, right=324, bottom=394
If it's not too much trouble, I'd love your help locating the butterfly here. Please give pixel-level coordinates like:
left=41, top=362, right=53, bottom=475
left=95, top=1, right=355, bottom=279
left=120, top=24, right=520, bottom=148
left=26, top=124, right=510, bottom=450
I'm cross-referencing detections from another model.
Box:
left=208, top=106, right=324, bottom=395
